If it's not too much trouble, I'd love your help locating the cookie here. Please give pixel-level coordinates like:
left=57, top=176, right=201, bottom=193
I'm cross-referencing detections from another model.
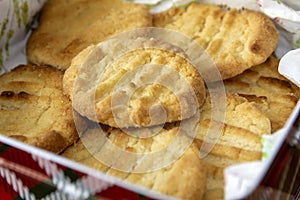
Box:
left=126, top=146, right=206, bottom=200
left=199, top=93, right=271, bottom=136
left=63, top=38, right=206, bottom=128
left=153, top=3, right=278, bottom=80
left=26, top=0, right=152, bottom=70
left=223, top=55, right=300, bottom=132
left=62, top=92, right=271, bottom=199
left=191, top=93, right=271, bottom=199
left=193, top=93, right=270, bottom=171
left=0, top=65, right=78, bottom=153
left=62, top=122, right=207, bottom=200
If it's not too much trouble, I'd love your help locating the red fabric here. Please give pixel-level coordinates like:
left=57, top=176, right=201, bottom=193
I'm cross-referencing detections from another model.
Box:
left=0, top=142, right=154, bottom=200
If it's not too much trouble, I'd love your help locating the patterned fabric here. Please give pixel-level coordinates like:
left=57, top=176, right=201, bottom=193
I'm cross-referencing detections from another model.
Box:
left=0, top=141, right=154, bottom=200
left=0, top=0, right=46, bottom=75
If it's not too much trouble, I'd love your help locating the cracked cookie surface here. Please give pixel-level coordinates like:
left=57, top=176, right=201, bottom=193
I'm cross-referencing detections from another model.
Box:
left=154, top=3, right=278, bottom=80
left=223, top=55, right=300, bottom=132
left=0, top=65, right=78, bottom=153
left=62, top=119, right=207, bottom=200
left=26, top=0, right=152, bottom=70
left=63, top=38, right=206, bottom=128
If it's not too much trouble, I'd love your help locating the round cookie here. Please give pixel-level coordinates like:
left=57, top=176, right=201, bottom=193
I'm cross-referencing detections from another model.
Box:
left=27, top=0, right=152, bottom=70
left=63, top=37, right=207, bottom=128
left=62, top=121, right=207, bottom=200
left=223, top=55, right=300, bottom=132
left=153, top=3, right=278, bottom=80
left=0, top=65, right=78, bottom=153
left=190, top=93, right=271, bottom=199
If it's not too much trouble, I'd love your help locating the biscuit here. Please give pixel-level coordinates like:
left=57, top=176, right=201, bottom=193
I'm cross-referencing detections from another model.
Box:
left=62, top=93, right=271, bottom=199
left=193, top=93, right=269, bottom=161
left=0, top=65, right=78, bottom=153
left=196, top=95, right=268, bottom=165
left=62, top=121, right=207, bottom=200
left=26, top=0, right=152, bottom=70
left=223, top=55, right=300, bottom=132
left=63, top=38, right=206, bottom=128
left=153, top=3, right=278, bottom=80
left=192, top=93, right=270, bottom=199
left=200, top=93, right=271, bottom=136
left=126, top=146, right=206, bottom=200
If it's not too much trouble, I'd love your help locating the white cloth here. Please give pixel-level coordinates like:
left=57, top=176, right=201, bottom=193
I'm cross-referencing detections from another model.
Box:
left=0, top=0, right=47, bottom=75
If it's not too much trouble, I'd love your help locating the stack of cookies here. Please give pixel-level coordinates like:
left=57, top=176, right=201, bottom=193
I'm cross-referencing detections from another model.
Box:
left=0, top=0, right=299, bottom=199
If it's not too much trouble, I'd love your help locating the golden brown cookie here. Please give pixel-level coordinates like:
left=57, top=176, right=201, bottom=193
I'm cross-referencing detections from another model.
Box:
left=126, top=146, right=206, bottom=200
left=27, top=0, right=152, bottom=70
left=153, top=3, right=278, bottom=80
left=199, top=93, right=271, bottom=136
left=192, top=94, right=267, bottom=177
left=191, top=93, right=271, bottom=199
left=63, top=38, right=206, bottom=128
left=0, top=65, right=78, bottom=153
left=62, top=122, right=207, bottom=200
left=61, top=93, right=270, bottom=199
left=223, top=55, right=300, bottom=132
